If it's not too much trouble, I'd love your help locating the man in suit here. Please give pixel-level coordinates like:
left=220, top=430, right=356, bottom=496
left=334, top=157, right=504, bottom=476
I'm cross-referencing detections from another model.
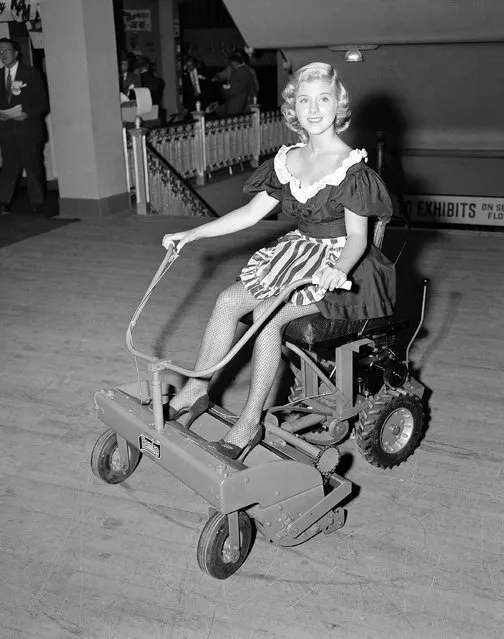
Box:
left=135, top=56, right=165, bottom=106
left=182, top=56, right=211, bottom=113
left=220, top=53, right=257, bottom=115
left=0, top=38, right=49, bottom=215
left=119, top=54, right=141, bottom=99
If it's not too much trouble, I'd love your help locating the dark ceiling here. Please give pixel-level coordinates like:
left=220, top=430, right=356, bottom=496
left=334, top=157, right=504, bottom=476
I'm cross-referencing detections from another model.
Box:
left=224, top=0, right=504, bottom=48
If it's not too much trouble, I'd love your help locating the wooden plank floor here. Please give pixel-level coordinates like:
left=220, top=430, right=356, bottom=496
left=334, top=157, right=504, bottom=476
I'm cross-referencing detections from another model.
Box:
left=1, top=214, right=503, bottom=639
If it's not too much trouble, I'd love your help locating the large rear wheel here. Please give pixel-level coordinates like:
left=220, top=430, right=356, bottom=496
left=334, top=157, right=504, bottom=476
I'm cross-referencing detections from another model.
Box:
left=356, top=387, right=424, bottom=468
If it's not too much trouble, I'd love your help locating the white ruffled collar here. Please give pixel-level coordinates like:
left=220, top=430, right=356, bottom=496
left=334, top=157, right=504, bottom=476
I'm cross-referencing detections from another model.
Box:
left=274, top=143, right=368, bottom=204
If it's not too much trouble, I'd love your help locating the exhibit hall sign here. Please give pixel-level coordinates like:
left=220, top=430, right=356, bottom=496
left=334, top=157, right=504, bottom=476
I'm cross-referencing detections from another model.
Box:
left=0, top=0, right=38, bottom=22
left=402, top=194, right=504, bottom=228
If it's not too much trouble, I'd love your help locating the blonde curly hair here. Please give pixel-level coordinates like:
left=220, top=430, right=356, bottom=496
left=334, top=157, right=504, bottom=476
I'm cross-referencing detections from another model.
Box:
left=281, top=62, right=351, bottom=142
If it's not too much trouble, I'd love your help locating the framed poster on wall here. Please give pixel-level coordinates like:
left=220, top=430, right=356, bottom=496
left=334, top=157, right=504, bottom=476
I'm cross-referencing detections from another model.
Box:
left=0, top=0, right=38, bottom=22
left=123, top=9, right=151, bottom=32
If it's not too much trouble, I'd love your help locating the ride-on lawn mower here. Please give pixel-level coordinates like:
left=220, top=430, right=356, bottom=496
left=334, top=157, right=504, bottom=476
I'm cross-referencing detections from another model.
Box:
left=91, top=242, right=427, bottom=579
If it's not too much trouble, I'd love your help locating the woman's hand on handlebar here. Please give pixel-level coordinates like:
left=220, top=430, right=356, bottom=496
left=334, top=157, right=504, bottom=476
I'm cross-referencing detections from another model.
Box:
left=162, top=229, right=197, bottom=252
left=312, top=266, right=348, bottom=292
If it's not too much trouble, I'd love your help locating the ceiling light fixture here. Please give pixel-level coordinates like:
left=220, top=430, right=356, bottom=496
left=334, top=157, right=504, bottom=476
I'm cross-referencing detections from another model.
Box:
left=328, top=44, right=380, bottom=63
left=344, top=48, right=364, bottom=63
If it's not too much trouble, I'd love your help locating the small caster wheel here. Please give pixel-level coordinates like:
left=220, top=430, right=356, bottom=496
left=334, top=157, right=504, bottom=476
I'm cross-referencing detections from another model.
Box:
left=197, top=511, right=254, bottom=579
left=90, top=429, right=142, bottom=484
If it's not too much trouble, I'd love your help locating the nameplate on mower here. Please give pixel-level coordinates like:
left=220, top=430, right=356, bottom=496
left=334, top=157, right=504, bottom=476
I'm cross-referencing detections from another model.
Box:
left=139, top=433, right=161, bottom=459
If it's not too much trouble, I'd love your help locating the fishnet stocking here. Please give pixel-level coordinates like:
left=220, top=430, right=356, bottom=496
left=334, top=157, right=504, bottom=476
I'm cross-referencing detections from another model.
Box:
left=169, top=281, right=258, bottom=411
left=224, top=299, right=317, bottom=447
left=171, top=281, right=317, bottom=449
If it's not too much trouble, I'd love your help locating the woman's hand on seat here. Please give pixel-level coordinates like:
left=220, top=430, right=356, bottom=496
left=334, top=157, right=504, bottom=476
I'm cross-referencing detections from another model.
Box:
left=312, top=266, right=348, bottom=292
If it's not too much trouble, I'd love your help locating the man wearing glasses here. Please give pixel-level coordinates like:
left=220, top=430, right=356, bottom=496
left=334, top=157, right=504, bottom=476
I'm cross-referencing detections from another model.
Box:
left=0, top=38, right=48, bottom=216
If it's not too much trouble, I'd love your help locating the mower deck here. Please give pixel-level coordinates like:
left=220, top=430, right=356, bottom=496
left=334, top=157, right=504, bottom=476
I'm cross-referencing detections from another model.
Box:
left=94, top=382, right=352, bottom=547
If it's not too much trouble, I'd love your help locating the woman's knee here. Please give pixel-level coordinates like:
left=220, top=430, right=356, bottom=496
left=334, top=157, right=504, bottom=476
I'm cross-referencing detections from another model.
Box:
left=214, top=288, right=236, bottom=314
left=214, top=282, right=250, bottom=318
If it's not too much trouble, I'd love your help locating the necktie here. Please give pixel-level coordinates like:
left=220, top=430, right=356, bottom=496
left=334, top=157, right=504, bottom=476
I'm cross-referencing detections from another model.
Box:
left=5, top=70, right=12, bottom=104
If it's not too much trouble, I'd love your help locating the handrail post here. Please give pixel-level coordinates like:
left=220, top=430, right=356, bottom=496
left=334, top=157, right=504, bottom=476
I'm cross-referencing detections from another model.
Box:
left=192, top=104, right=206, bottom=185
left=129, top=116, right=149, bottom=215
left=250, top=98, right=261, bottom=168
left=122, top=126, right=131, bottom=196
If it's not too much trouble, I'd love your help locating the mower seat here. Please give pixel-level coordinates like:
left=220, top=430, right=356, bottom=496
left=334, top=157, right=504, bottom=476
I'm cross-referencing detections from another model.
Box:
left=283, top=313, right=397, bottom=347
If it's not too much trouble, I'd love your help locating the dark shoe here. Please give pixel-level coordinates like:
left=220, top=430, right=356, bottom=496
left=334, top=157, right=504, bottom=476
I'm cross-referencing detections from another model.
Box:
left=210, top=425, right=263, bottom=460
left=166, top=393, right=209, bottom=428
left=0, top=203, right=11, bottom=216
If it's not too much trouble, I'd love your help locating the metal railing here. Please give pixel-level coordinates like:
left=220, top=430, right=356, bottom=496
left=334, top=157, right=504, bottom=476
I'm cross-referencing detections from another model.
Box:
left=123, top=119, right=217, bottom=218
left=149, top=105, right=297, bottom=185
left=123, top=105, right=297, bottom=216
left=147, top=145, right=218, bottom=218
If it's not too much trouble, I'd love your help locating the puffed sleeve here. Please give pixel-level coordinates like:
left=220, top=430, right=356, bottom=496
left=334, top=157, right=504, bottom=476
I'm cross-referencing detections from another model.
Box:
left=243, top=158, right=283, bottom=200
left=337, top=165, right=393, bottom=221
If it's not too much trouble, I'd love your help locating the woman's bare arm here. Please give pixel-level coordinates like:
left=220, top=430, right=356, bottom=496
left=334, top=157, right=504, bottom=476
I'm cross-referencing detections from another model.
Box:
left=162, top=191, right=279, bottom=250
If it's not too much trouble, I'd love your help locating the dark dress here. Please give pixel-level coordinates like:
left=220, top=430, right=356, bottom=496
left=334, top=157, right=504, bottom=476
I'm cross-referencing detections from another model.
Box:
left=239, top=144, right=395, bottom=321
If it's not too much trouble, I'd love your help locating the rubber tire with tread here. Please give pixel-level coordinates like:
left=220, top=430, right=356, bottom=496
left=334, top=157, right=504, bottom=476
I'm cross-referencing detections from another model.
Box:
left=90, top=429, right=142, bottom=484
left=197, top=511, right=254, bottom=579
left=356, top=387, right=424, bottom=468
